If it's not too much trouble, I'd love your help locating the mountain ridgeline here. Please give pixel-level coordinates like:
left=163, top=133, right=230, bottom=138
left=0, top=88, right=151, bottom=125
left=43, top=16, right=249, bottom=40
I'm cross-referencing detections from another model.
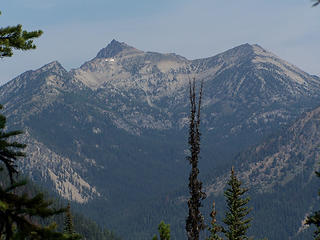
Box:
left=1, top=40, right=320, bottom=239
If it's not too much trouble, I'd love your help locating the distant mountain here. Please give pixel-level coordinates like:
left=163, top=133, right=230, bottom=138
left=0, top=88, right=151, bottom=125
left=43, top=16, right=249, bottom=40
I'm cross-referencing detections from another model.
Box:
left=1, top=40, right=320, bottom=239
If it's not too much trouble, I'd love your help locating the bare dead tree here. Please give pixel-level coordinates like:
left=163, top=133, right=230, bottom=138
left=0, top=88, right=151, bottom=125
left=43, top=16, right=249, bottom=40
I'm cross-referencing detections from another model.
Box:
left=186, top=78, right=206, bottom=240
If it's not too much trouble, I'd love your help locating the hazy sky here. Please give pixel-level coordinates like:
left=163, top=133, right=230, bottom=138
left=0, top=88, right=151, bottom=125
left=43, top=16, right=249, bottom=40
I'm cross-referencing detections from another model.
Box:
left=0, top=0, right=319, bottom=84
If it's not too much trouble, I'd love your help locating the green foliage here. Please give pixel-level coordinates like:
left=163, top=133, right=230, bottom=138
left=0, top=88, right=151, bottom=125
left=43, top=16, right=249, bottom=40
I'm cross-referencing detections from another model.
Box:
left=0, top=104, right=26, bottom=184
left=64, top=203, right=74, bottom=235
left=152, top=221, right=170, bottom=240
left=223, top=167, right=252, bottom=240
left=207, top=201, right=223, bottom=240
left=0, top=174, right=70, bottom=239
left=0, top=11, right=42, bottom=58
left=306, top=171, right=320, bottom=239
left=186, top=79, right=206, bottom=240
left=63, top=203, right=82, bottom=240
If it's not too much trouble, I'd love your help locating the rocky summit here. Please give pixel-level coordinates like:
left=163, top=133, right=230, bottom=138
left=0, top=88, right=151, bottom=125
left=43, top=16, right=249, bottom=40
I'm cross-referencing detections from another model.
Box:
left=1, top=40, right=320, bottom=239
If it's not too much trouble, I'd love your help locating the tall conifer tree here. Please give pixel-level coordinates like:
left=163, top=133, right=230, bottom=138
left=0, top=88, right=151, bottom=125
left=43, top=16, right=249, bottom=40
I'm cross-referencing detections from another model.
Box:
left=186, top=78, right=206, bottom=240
left=223, top=167, right=251, bottom=240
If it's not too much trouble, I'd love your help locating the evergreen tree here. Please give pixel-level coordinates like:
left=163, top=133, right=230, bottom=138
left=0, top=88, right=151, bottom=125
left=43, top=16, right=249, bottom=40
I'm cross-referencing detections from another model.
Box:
left=306, top=170, right=320, bottom=239
left=0, top=179, right=66, bottom=239
left=207, top=201, right=223, bottom=240
left=0, top=11, right=42, bottom=58
left=63, top=203, right=82, bottom=240
left=186, top=78, right=206, bottom=240
left=152, top=221, right=170, bottom=240
left=64, top=203, right=74, bottom=235
left=0, top=104, right=26, bottom=184
left=223, top=167, right=252, bottom=240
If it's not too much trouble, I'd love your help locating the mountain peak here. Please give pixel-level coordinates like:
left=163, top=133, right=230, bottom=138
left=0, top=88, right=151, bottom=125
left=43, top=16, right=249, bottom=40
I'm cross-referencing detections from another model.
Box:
left=96, top=39, right=143, bottom=58
left=200, top=43, right=256, bottom=66
left=250, top=44, right=276, bottom=57
left=226, top=43, right=269, bottom=55
left=233, top=43, right=279, bottom=60
left=36, top=61, right=67, bottom=74
left=211, top=43, right=277, bottom=65
left=43, top=60, right=63, bottom=69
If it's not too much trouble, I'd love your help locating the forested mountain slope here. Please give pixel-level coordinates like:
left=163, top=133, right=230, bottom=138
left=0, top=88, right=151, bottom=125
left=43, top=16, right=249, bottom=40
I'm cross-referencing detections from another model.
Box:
left=203, top=105, right=320, bottom=239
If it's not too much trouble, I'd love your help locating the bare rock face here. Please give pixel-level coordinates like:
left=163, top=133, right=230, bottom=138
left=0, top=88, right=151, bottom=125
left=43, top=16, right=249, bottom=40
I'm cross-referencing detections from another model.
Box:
left=20, top=129, right=100, bottom=203
left=1, top=39, right=320, bottom=239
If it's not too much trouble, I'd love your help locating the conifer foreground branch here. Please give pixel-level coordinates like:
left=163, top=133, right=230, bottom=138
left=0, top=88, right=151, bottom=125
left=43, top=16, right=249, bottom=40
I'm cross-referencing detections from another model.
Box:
left=0, top=11, right=42, bottom=58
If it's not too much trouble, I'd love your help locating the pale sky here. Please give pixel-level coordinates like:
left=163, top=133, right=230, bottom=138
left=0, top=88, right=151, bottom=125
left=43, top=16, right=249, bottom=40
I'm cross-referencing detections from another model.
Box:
left=0, top=0, right=319, bottom=84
